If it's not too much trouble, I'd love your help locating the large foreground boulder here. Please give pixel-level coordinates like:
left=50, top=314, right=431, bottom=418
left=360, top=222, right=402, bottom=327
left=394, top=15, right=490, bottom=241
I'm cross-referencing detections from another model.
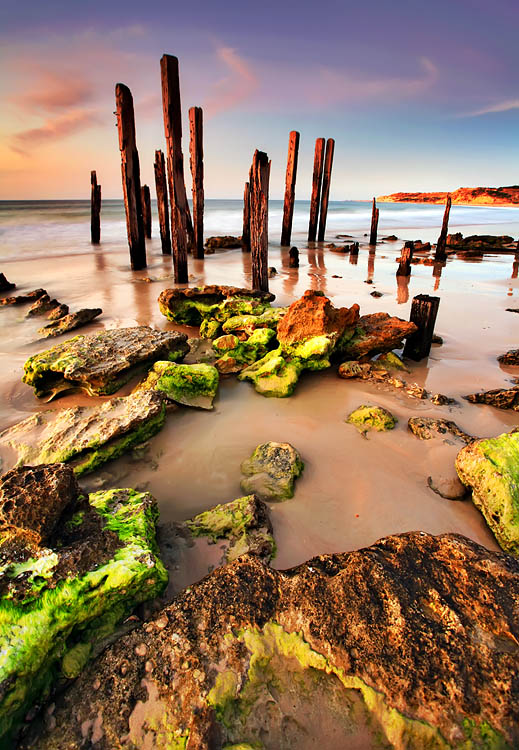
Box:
left=158, top=286, right=274, bottom=327
left=22, top=532, right=519, bottom=749
left=341, top=313, right=417, bottom=359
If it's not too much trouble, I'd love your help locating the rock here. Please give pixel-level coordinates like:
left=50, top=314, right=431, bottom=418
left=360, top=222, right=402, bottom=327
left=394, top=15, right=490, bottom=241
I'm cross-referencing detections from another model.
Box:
left=456, top=431, right=519, bottom=555
left=405, top=383, right=427, bottom=399
left=38, top=308, right=102, bottom=338
left=158, top=285, right=274, bottom=327
left=427, top=475, right=467, bottom=500
left=327, top=244, right=350, bottom=253
left=289, top=246, right=299, bottom=267
left=370, top=290, right=383, bottom=298
left=506, top=308, right=519, bottom=314
left=221, top=307, right=286, bottom=337
left=205, top=236, right=242, bottom=250
left=0, top=288, right=46, bottom=306
left=0, top=468, right=167, bottom=745
left=213, top=329, right=276, bottom=374
left=430, top=393, right=456, bottom=405
left=383, top=234, right=398, bottom=240
left=336, top=233, right=354, bottom=238
left=184, top=337, right=218, bottom=366
left=374, top=351, right=408, bottom=371
left=337, top=361, right=373, bottom=379
left=240, top=442, right=304, bottom=502
left=413, top=240, right=431, bottom=253
left=346, top=405, right=396, bottom=433
left=340, top=312, right=417, bottom=359
left=268, top=266, right=277, bottom=277
left=137, top=361, right=219, bottom=409
left=431, top=334, right=443, bottom=345
left=238, top=349, right=304, bottom=397
left=24, top=532, right=519, bottom=750
left=0, top=273, right=15, bottom=292
left=23, top=326, right=189, bottom=399
left=47, top=303, right=69, bottom=320
left=465, top=385, right=519, bottom=411
left=26, top=294, right=61, bottom=317
left=498, top=350, right=519, bottom=366
left=277, top=290, right=359, bottom=348
left=447, top=232, right=516, bottom=250
left=408, top=417, right=473, bottom=444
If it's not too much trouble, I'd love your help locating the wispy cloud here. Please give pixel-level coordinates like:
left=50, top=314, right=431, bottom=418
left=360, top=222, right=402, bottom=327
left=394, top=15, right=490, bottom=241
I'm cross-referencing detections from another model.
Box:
left=203, top=46, right=258, bottom=117
left=12, top=70, right=94, bottom=112
left=10, top=109, right=100, bottom=155
left=461, top=98, right=519, bottom=117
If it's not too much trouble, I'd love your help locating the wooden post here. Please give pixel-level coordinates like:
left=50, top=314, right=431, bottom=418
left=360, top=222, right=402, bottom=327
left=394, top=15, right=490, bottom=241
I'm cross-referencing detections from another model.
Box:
left=160, top=53, right=191, bottom=283
left=189, top=106, right=204, bottom=259
left=435, top=195, right=451, bottom=261
left=369, top=198, right=379, bottom=245
left=281, top=130, right=300, bottom=246
left=154, top=149, right=171, bottom=254
left=90, top=171, right=101, bottom=245
left=250, top=150, right=270, bottom=292
left=403, top=294, right=440, bottom=361
left=242, top=180, right=251, bottom=251
left=308, top=138, right=325, bottom=242
left=289, top=246, right=299, bottom=268
left=115, top=83, right=146, bottom=270
left=317, top=138, right=335, bottom=242
left=397, top=241, right=414, bottom=276
left=141, top=184, right=152, bottom=239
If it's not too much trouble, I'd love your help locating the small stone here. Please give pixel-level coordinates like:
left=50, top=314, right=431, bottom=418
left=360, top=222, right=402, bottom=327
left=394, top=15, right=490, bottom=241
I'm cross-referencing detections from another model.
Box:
left=346, top=405, right=397, bottom=433
left=268, top=267, right=277, bottom=277
left=370, top=291, right=383, bottom=298
left=427, top=475, right=467, bottom=500
left=406, top=384, right=428, bottom=399
left=430, top=393, right=456, bottom=406
left=135, top=644, right=147, bottom=657
left=240, top=442, right=304, bottom=502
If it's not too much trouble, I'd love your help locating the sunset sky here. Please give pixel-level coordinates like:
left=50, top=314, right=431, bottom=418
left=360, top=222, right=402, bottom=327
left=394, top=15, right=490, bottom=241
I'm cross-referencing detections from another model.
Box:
left=0, top=0, right=517, bottom=200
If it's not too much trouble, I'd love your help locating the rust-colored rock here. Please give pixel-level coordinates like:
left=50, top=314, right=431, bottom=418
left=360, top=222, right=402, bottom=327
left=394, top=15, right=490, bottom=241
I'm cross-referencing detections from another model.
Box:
left=277, top=290, right=359, bottom=346
left=343, top=312, right=417, bottom=359
left=0, top=289, right=46, bottom=307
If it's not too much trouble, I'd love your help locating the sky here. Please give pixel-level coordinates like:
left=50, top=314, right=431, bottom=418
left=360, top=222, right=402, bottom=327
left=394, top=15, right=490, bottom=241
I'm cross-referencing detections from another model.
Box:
left=0, top=0, right=518, bottom=200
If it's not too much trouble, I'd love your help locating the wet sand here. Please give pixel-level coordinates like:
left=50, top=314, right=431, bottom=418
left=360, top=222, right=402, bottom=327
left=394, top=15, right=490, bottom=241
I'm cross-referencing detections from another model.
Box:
left=1, top=222, right=519, bottom=571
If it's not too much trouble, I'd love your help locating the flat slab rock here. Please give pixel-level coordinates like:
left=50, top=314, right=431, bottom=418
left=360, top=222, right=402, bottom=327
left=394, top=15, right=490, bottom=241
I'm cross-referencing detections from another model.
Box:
left=23, top=532, right=519, bottom=750
left=465, top=385, right=519, bottom=411
left=408, top=417, right=473, bottom=444
left=38, top=307, right=102, bottom=338
left=23, top=325, right=189, bottom=399
left=240, top=441, right=304, bottom=501
left=0, top=288, right=46, bottom=306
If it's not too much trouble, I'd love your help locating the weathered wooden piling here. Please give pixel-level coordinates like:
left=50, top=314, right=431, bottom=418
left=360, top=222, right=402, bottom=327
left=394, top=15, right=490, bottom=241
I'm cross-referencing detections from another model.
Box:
left=397, top=241, right=414, bottom=276
left=242, top=180, right=251, bottom=251
left=250, top=150, right=270, bottom=292
left=160, top=54, right=191, bottom=282
left=318, top=138, right=335, bottom=242
left=435, top=195, right=451, bottom=261
left=370, top=198, right=379, bottom=245
left=90, top=171, right=101, bottom=245
left=289, top=246, right=299, bottom=268
left=189, top=106, right=204, bottom=259
left=141, top=185, right=152, bottom=239
left=403, top=294, right=440, bottom=360
left=154, top=149, right=171, bottom=254
left=308, top=138, right=325, bottom=242
left=115, top=83, right=146, bottom=270
left=281, top=130, right=300, bottom=246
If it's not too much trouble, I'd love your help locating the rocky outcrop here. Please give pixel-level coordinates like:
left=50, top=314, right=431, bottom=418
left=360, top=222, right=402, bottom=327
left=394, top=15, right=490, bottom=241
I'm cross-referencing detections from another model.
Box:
left=38, top=307, right=102, bottom=338
left=378, top=186, right=519, bottom=206
left=340, top=313, right=417, bottom=359
left=0, top=289, right=46, bottom=306
left=137, top=361, right=219, bottom=409
left=346, top=405, right=396, bottom=433
left=465, top=385, right=519, bottom=411
left=240, top=442, right=304, bottom=502
left=498, top=350, right=519, bottom=366
left=204, top=236, right=242, bottom=250
left=158, top=286, right=274, bottom=327
left=408, top=417, right=473, bottom=444
left=23, top=326, right=189, bottom=399
left=338, top=359, right=451, bottom=404
left=0, top=274, right=15, bottom=292
left=22, top=532, right=519, bottom=750
left=47, top=302, right=69, bottom=320
left=277, top=290, right=359, bottom=348
left=26, top=294, right=61, bottom=317
left=446, top=233, right=516, bottom=251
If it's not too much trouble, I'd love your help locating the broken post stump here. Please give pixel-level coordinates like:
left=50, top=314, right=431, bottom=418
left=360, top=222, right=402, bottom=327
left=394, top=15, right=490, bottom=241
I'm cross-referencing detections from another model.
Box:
left=250, top=150, right=270, bottom=292
left=281, top=130, right=300, bottom=246
left=308, top=138, right=325, bottom=242
left=115, top=83, right=146, bottom=270
left=160, top=53, right=190, bottom=283
left=141, top=185, right=152, bottom=239
left=397, top=241, right=414, bottom=276
left=370, top=198, right=379, bottom=245
left=403, top=294, right=440, bottom=361
left=154, top=149, right=171, bottom=254
left=318, top=138, right=335, bottom=242
left=289, top=246, right=299, bottom=268
left=90, top=171, right=101, bottom=245
left=435, top=195, right=451, bottom=261
left=242, top=180, right=251, bottom=252
left=189, top=106, right=204, bottom=259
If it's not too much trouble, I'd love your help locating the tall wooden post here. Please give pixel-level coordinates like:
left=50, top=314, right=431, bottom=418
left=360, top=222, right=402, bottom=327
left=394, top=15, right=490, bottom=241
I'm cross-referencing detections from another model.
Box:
left=403, top=294, right=440, bottom=361
left=397, top=241, right=414, bottom=276
left=141, top=185, right=152, bottom=238
left=160, top=54, right=191, bottom=283
left=154, top=149, right=171, bottom=254
left=250, top=150, right=270, bottom=292
left=370, top=198, right=379, bottom=245
left=318, top=138, right=335, bottom=242
left=115, top=83, right=146, bottom=270
left=90, top=171, right=101, bottom=245
left=189, top=106, right=204, bottom=259
left=435, top=195, right=451, bottom=261
left=281, top=130, right=300, bottom=246
left=242, top=180, right=251, bottom=251
left=308, top=138, right=325, bottom=242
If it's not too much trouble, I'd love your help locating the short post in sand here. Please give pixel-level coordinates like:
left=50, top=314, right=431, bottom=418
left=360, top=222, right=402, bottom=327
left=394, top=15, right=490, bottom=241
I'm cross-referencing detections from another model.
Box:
left=370, top=198, right=379, bottom=245
left=403, top=294, right=440, bottom=361
left=115, top=83, right=146, bottom=270
left=250, top=149, right=270, bottom=292
left=160, top=53, right=191, bottom=283
left=141, top=185, right=152, bottom=239
left=90, top=171, right=101, bottom=245
left=289, top=246, right=299, bottom=268
left=308, top=138, right=325, bottom=242
left=435, top=195, right=451, bottom=261
left=281, top=130, right=300, bottom=246
left=242, top=178, right=251, bottom=251
left=318, top=138, right=335, bottom=242
left=397, top=241, right=414, bottom=276
left=154, top=149, right=172, bottom=255
left=189, top=106, right=204, bottom=259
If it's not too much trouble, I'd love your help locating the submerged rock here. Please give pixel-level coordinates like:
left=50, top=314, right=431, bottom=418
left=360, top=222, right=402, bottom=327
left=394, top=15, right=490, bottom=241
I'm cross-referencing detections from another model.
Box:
left=341, top=312, right=417, bottom=359
left=47, top=302, right=69, bottom=320
left=37, top=307, right=102, bottom=338
left=23, top=326, right=188, bottom=399
left=346, top=405, right=397, bottom=433
left=24, top=532, right=519, bottom=750
left=456, top=431, right=519, bottom=555
left=205, top=236, right=242, bottom=250
left=137, top=361, right=219, bottom=409
left=0, top=274, right=15, bottom=292
left=240, top=442, right=304, bottom=502
left=158, top=286, right=274, bottom=327
left=408, top=417, right=473, bottom=444
left=427, top=475, right=468, bottom=500
left=465, top=385, right=519, bottom=411
left=0, top=289, right=46, bottom=306
left=0, top=466, right=167, bottom=745
left=26, top=294, right=60, bottom=317
left=497, top=349, right=519, bottom=366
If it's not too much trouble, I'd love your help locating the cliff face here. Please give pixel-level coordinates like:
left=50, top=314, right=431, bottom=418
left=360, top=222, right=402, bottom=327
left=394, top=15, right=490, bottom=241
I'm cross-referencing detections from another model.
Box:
left=377, top=185, right=519, bottom=206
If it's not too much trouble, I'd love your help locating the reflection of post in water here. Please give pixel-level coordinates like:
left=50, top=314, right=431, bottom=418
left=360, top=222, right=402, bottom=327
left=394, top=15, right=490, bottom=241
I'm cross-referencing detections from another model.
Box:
left=241, top=247, right=252, bottom=284
left=367, top=249, right=375, bottom=282
left=512, top=252, right=519, bottom=279
left=283, top=264, right=299, bottom=296
left=432, top=262, right=443, bottom=291
left=132, top=274, right=154, bottom=324
left=396, top=274, right=410, bottom=304
left=349, top=244, right=359, bottom=265
left=317, top=247, right=326, bottom=270
left=307, top=246, right=317, bottom=270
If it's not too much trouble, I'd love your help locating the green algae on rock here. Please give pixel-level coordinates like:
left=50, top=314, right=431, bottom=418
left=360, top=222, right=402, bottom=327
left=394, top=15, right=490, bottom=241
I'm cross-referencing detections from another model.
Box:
left=456, top=431, right=519, bottom=555
left=0, top=466, right=167, bottom=745
left=23, top=326, right=189, bottom=400
left=213, top=329, right=277, bottom=374
left=374, top=351, right=409, bottom=372
left=158, top=286, right=274, bottom=327
left=240, top=442, right=304, bottom=502
left=347, top=405, right=397, bottom=433
left=221, top=307, right=287, bottom=337
left=340, top=312, right=417, bottom=360
left=238, top=349, right=304, bottom=398
left=137, top=361, right=219, bottom=409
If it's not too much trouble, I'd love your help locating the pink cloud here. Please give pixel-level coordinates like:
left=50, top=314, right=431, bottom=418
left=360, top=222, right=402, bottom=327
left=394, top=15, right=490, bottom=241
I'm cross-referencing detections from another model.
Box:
left=12, top=70, right=94, bottom=112
left=203, top=46, right=258, bottom=118
left=10, top=109, right=100, bottom=155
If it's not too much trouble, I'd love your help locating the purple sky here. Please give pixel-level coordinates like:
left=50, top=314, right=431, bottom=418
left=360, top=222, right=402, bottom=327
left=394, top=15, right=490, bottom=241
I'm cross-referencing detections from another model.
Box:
left=1, top=0, right=518, bottom=199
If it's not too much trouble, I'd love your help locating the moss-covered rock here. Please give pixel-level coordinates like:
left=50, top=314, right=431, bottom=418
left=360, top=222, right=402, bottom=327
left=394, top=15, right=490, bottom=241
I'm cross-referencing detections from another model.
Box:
left=213, top=329, right=277, bottom=374
left=374, top=351, right=409, bottom=371
left=238, top=349, right=304, bottom=398
left=158, top=286, right=274, bottom=327
left=340, top=313, right=417, bottom=360
left=221, top=308, right=287, bottom=337
left=346, top=405, right=397, bottom=433
left=240, top=442, right=304, bottom=502
left=456, top=431, right=519, bottom=555
left=137, top=361, right=219, bottom=409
